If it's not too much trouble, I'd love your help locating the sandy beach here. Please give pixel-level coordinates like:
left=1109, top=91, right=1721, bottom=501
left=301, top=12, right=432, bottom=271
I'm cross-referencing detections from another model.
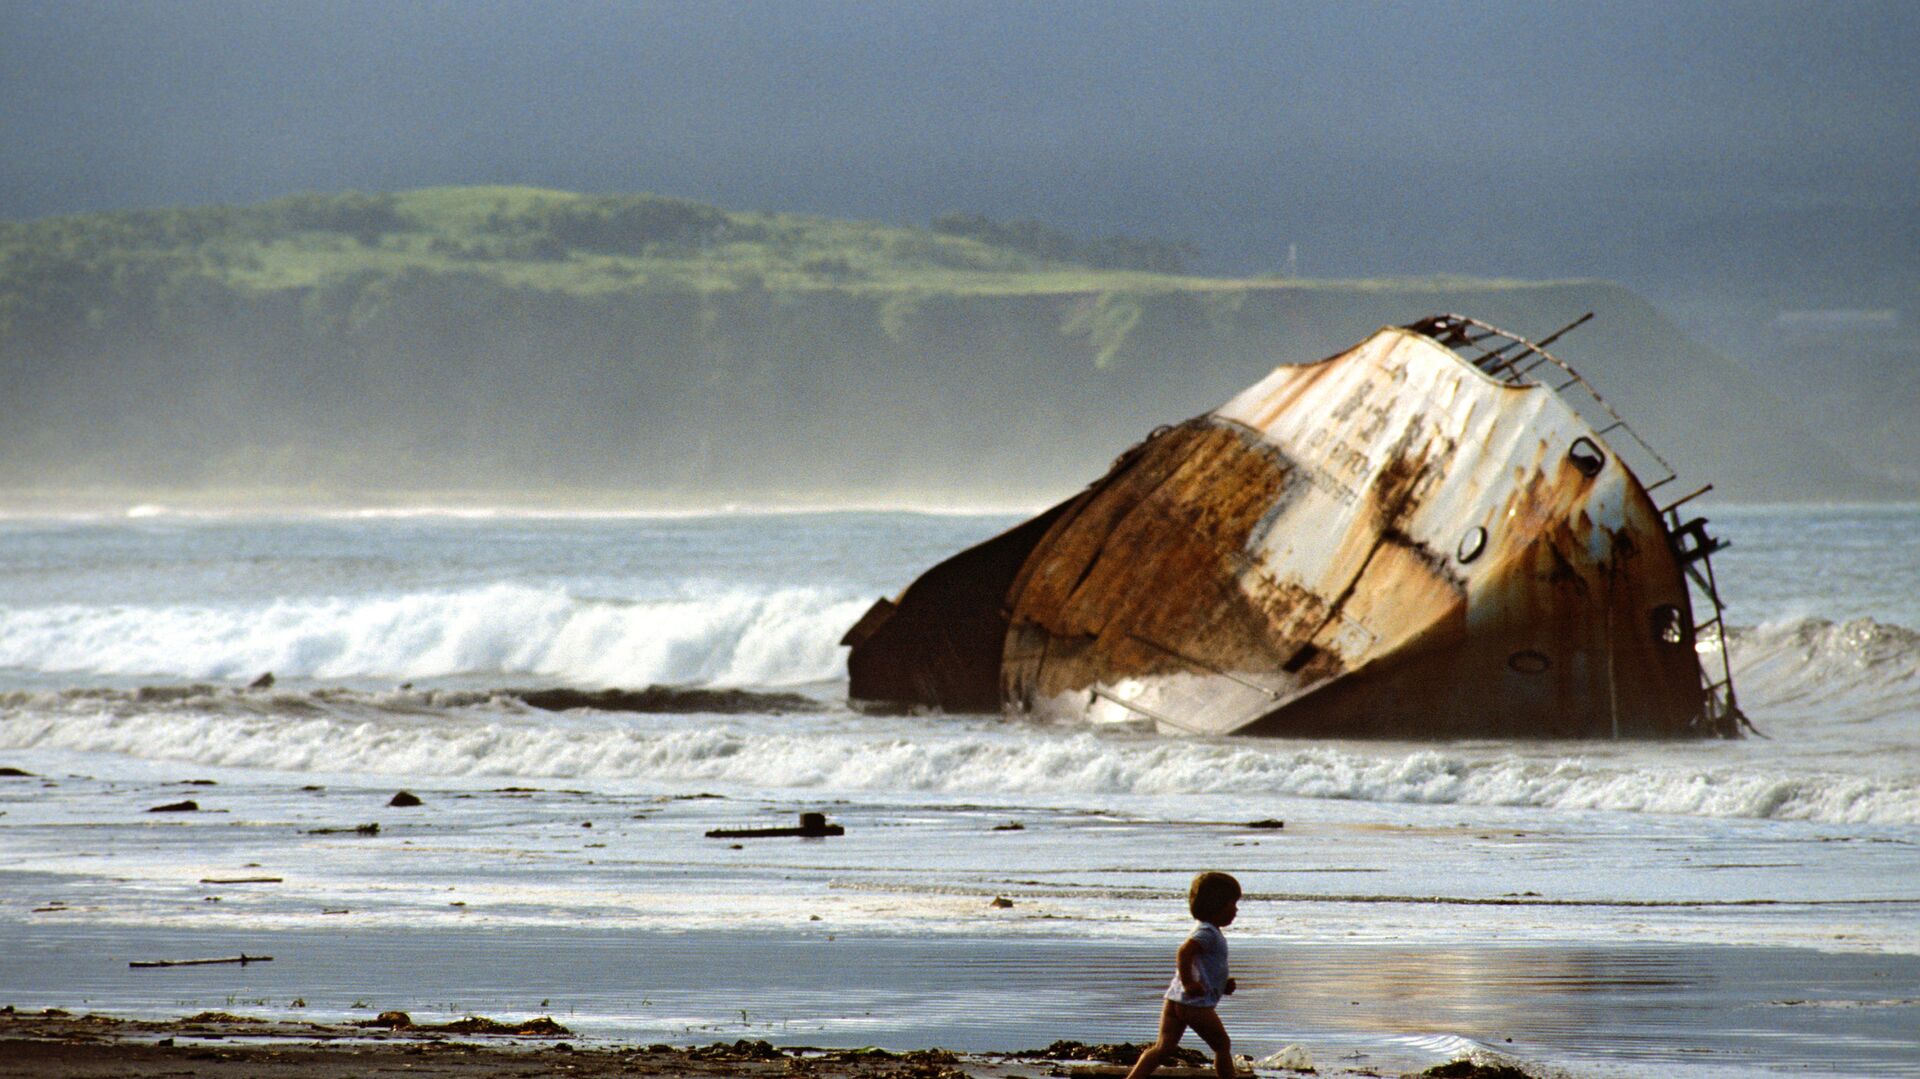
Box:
left=0, top=1008, right=1540, bottom=1079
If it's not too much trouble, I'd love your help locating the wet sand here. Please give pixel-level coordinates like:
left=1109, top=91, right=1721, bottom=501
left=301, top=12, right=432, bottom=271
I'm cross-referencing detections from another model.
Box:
left=0, top=1009, right=1532, bottom=1079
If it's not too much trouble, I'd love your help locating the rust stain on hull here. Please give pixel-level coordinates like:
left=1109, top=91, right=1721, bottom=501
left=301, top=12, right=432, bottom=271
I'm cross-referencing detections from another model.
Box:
left=844, top=315, right=1746, bottom=739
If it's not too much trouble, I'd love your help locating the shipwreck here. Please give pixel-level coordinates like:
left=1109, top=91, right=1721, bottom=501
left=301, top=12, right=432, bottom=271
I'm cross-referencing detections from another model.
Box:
left=843, top=314, right=1748, bottom=739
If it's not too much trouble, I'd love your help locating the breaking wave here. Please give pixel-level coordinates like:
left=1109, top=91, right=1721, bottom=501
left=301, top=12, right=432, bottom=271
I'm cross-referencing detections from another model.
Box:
left=1728, top=617, right=1920, bottom=724
left=2, top=688, right=1914, bottom=825
left=1, top=604, right=1915, bottom=825
left=0, top=583, right=869, bottom=688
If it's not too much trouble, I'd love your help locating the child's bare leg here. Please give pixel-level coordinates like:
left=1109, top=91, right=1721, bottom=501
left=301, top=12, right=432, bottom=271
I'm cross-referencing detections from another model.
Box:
left=1123, top=1001, right=1187, bottom=1079
left=1183, top=1005, right=1234, bottom=1079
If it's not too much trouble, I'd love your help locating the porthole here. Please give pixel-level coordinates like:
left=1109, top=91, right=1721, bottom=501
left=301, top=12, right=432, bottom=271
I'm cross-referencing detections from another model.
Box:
left=1649, top=604, right=1688, bottom=645
left=1457, top=526, right=1487, bottom=563
left=1568, top=437, right=1605, bottom=478
left=1507, top=650, right=1552, bottom=674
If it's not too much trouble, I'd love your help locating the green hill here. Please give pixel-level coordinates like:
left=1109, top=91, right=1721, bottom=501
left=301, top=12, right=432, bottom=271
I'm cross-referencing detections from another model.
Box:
left=0, top=185, right=1211, bottom=302
left=0, top=187, right=1902, bottom=507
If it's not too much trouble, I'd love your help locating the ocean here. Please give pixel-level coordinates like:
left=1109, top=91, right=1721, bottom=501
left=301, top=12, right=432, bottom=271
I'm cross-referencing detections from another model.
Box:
left=1, top=504, right=1916, bottom=1078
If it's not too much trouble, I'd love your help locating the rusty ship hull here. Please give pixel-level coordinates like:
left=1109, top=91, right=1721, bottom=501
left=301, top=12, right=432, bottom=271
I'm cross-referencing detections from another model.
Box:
left=844, top=315, right=1742, bottom=739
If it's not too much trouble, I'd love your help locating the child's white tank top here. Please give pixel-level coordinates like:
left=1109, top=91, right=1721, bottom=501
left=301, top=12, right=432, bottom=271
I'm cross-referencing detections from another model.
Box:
left=1163, top=921, right=1229, bottom=1008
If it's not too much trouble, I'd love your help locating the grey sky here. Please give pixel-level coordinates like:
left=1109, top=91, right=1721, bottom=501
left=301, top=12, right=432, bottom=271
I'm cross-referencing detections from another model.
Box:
left=3, top=1, right=1915, bottom=289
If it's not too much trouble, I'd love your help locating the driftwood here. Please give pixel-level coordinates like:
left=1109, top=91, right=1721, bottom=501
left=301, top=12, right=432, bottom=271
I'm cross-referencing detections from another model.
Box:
left=306, top=823, right=379, bottom=835
left=706, top=811, right=843, bottom=839
left=129, top=954, right=273, bottom=969
left=198, top=877, right=282, bottom=884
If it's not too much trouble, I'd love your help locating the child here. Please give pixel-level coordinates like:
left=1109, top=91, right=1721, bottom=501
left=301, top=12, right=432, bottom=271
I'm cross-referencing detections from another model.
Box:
left=1125, top=871, right=1241, bottom=1079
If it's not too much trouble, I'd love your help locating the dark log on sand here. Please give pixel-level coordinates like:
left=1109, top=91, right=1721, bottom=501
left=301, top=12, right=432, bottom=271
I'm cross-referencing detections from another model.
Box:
left=306, top=823, right=379, bottom=835
left=129, top=955, right=273, bottom=969
left=706, top=812, right=843, bottom=838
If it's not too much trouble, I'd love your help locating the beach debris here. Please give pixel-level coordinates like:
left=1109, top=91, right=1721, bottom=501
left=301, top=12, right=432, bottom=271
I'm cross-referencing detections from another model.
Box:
left=129, top=955, right=273, bottom=968
left=0, top=1016, right=1062, bottom=1077
left=706, top=811, right=844, bottom=838
left=179, top=1011, right=265, bottom=1024
left=198, top=876, right=282, bottom=884
left=147, top=800, right=199, bottom=812
left=248, top=671, right=275, bottom=689
left=388, top=790, right=423, bottom=807
left=845, top=313, right=1747, bottom=740
left=989, top=896, right=1015, bottom=908
left=352, top=1012, right=572, bottom=1037
left=690, top=1038, right=786, bottom=1061
left=993, top=821, right=1027, bottom=831
left=1246, top=818, right=1286, bottom=829
left=1014, top=1041, right=1207, bottom=1067
left=306, top=822, right=379, bottom=835
left=1257, top=1044, right=1315, bottom=1072
left=1406, top=1060, right=1537, bottom=1079
left=0, top=767, right=36, bottom=777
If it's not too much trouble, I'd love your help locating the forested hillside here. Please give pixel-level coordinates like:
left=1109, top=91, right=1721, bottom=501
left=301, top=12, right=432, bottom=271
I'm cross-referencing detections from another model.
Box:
left=0, top=188, right=1901, bottom=505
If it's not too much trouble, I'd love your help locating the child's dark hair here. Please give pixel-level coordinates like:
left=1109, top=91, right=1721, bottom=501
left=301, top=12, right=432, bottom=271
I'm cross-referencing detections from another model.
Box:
left=1188, top=871, right=1241, bottom=921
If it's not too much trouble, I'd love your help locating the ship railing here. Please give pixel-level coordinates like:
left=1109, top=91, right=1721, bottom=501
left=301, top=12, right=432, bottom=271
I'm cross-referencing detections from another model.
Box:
left=1404, top=312, right=1680, bottom=493
left=1663, top=489, right=1750, bottom=737
left=1406, top=312, right=1750, bottom=737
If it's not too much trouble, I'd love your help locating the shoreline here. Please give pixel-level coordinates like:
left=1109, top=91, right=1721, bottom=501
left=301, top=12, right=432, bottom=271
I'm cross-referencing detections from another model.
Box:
left=0, top=1009, right=1538, bottom=1079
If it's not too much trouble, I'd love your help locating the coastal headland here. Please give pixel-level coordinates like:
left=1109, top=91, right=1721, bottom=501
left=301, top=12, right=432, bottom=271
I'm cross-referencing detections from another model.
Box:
left=2, top=187, right=1906, bottom=506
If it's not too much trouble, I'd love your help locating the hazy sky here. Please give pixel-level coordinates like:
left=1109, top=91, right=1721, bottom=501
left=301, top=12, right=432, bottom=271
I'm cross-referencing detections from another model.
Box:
left=4, top=1, right=1915, bottom=289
